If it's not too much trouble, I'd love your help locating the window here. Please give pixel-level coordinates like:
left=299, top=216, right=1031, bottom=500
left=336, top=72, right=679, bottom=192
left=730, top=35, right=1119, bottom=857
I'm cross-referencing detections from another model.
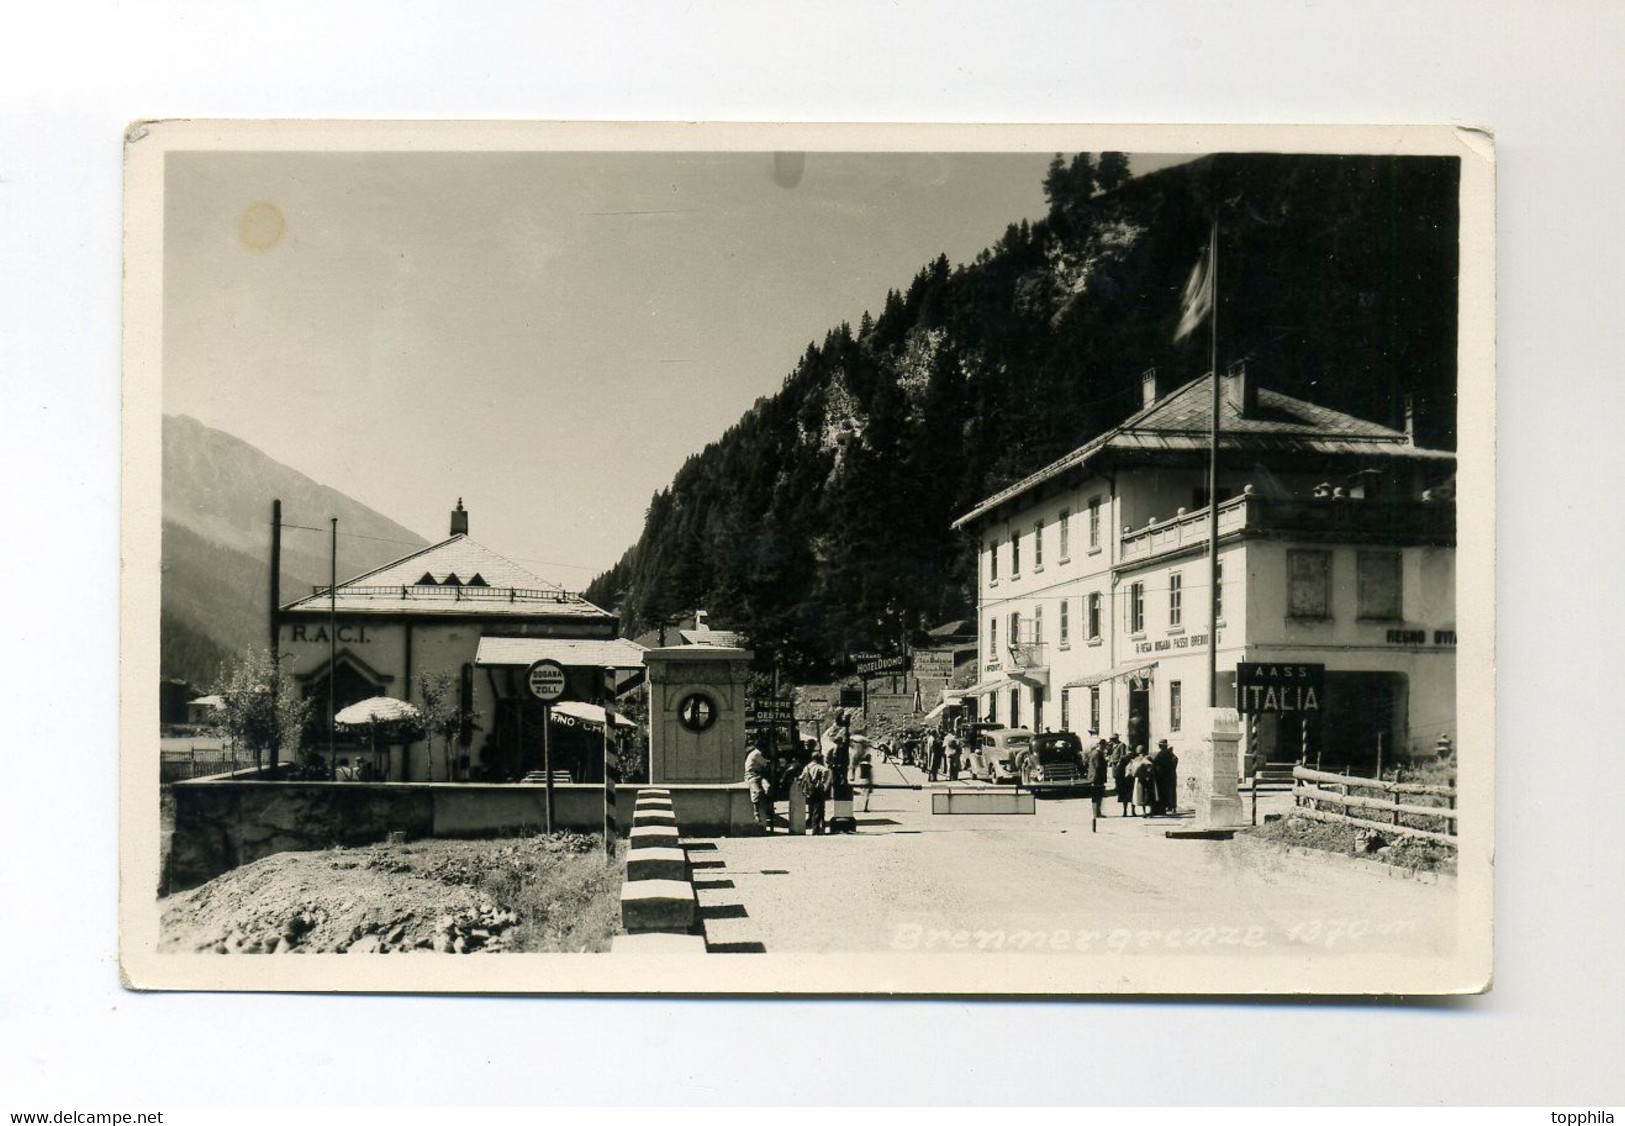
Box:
left=1129, top=581, right=1145, bottom=634
left=989, top=538, right=999, bottom=582
left=1170, top=681, right=1183, bottom=732
left=1287, top=549, right=1333, bottom=620
left=1090, top=686, right=1101, bottom=732
left=988, top=617, right=998, bottom=662
left=1169, top=571, right=1183, bottom=628
left=1215, top=558, right=1224, bottom=621
left=1034, top=519, right=1044, bottom=568
left=1088, top=497, right=1101, bottom=550
left=1009, top=610, right=1021, bottom=647
left=1033, top=605, right=1044, bottom=645
left=1060, top=689, right=1071, bottom=731
left=1059, top=599, right=1070, bottom=646
left=1357, top=551, right=1403, bottom=621
left=1059, top=508, right=1071, bottom=557
left=1011, top=530, right=1021, bottom=576
left=1088, top=592, right=1102, bottom=639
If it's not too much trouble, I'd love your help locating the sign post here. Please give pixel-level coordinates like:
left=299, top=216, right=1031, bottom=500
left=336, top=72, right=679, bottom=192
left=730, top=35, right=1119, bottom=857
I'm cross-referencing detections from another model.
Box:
left=525, top=659, right=567, bottom=833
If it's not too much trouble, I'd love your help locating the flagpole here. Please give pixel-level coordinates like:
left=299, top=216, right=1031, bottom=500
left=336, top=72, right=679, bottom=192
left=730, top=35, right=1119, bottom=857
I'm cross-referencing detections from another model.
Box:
left=1206, top=216, right=1222, bottom=711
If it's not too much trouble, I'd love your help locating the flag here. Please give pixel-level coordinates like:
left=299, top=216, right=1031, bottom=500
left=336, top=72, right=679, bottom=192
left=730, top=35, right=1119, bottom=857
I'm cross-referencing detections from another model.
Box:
left=1174, top=243, right=1213, bottom=342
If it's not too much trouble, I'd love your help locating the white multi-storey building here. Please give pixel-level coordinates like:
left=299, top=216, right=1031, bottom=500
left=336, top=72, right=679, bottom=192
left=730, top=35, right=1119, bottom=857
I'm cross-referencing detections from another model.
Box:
left=951, top=366, right=1457, bottom=770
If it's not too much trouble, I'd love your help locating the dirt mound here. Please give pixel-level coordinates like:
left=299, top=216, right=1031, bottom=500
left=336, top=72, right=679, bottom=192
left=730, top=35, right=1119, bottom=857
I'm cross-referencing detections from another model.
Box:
left=159, top=832, right=621, bottom=954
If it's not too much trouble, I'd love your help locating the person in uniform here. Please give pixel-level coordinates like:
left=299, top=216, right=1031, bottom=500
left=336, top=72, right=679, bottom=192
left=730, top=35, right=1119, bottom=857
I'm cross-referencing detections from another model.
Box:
left=797, top=751, right=834, bottom=835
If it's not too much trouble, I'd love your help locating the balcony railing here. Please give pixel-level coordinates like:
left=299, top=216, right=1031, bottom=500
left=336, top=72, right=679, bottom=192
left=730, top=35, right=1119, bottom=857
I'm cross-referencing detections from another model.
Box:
left=308, top=583, right=586, bottom=604
left=1006, top=642, right=1048, bottom=671
left=1118, top=494, right=1454, bottom=565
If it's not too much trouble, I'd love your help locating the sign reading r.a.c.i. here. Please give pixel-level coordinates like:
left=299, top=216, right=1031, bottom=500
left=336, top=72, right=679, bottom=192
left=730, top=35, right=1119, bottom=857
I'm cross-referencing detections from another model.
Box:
left=1235, top=661, right=1325, bottom=715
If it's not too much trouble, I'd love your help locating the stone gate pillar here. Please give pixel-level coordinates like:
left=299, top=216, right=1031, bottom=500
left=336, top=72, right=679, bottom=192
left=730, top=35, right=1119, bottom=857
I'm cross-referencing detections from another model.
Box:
left=1180, top=705, right=1247, bottom=829
left=643, top=645, right=753, bottom=784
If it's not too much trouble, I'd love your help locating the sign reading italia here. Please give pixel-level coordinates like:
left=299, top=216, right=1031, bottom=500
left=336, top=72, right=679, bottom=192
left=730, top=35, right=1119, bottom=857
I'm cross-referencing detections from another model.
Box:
left=1235, top=662, right=1325, bottom=715
left=524, top=659, right=567, bottom=702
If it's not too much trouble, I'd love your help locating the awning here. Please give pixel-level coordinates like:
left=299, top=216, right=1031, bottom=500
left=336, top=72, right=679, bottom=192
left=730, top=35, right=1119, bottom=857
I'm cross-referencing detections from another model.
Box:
left=474, top=636, right=649, bottom=669
left=960, top=674, right=1011, bottom=697
left=334, top=696, right=421, bottom=726
left=922, top=701, right=949, bottom=722
left=549, top=700, right=637, bottom=729
left=1063, top=660, right=1159, bottom=690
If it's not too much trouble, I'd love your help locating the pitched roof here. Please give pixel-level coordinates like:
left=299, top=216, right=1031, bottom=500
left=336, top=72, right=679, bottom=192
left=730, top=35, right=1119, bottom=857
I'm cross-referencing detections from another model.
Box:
left=282, top=534, right=614, bottom=620
left=952, top=374, right=1455, bottom=530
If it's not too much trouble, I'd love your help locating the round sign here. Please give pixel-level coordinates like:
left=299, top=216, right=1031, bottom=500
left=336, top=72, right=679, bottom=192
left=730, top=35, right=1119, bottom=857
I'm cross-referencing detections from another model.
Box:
left=676, top=691, right=719, bottom=733
left=525, top=659, right=567, bottom=702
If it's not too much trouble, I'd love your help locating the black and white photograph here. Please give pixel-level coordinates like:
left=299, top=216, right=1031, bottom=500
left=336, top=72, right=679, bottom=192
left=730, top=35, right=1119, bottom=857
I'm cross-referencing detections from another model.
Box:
left=118, top=121, right=1494, bottom=996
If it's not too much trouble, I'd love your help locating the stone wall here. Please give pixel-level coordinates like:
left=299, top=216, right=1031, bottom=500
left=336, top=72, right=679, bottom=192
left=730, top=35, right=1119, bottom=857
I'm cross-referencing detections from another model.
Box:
left=164, top=778, right=755, bottom=894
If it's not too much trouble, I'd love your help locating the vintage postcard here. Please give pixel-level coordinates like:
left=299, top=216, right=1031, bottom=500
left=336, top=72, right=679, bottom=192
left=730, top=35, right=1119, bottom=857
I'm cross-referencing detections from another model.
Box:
left=120, top=121, right=1494, bottom=994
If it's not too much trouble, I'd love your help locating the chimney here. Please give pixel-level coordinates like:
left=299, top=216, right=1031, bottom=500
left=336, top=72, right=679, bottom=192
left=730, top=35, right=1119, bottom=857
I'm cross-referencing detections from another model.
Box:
left=694, top=608, right=708, bottom=631
left=1222, top=360, right=1256, bottom=416
left=1403, top=395, right=1416, bottom=446
left=1140, top=367, right=1162, bottom=409
left=449, top=498, right=469, bottom=536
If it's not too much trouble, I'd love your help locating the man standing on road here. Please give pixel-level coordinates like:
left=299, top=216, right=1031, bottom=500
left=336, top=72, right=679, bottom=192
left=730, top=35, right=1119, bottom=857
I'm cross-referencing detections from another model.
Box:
left=744, top=743, right=776, bottom=833
left=927, top=729, right=945, bottom=782
left=797, top=750, right=833, bottom=835
left=946, top=730, right=963, bottom=781
left=1152, top=738, right=1180, bottom=816
left=1083, top=738, right=1109, bottom=819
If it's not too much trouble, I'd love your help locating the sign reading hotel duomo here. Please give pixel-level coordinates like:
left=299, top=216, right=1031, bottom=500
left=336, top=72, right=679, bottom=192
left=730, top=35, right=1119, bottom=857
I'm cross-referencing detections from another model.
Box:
left=951, top=364, right=1457, bottom=770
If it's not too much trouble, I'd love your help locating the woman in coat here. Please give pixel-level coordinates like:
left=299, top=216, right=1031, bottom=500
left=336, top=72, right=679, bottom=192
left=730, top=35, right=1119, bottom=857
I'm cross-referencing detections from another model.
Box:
left=1129, top=747, right=1158, bottom=817
left=1112, top=744, right=1134, bottom=815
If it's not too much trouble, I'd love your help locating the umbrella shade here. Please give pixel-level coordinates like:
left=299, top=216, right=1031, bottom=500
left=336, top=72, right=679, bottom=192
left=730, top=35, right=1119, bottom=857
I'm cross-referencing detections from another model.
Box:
left=334, top=696, right=422, bottom=727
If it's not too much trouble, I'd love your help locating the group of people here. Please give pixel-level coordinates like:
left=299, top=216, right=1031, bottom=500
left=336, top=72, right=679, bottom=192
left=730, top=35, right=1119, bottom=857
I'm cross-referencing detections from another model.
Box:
left=882, top=728, right=964, bottom=783
left=743, top=727, right=875, bottom=836
left=1096, top=735, right=1180, bottom=817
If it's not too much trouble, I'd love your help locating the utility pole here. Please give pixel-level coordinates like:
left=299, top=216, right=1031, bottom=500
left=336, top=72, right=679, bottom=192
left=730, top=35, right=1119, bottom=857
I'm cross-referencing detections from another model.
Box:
left=268, top=498, right=282, bottom=774
left=329, top=516, right=338, bottom=780
left=1205, top=216, right=1222, bottom=711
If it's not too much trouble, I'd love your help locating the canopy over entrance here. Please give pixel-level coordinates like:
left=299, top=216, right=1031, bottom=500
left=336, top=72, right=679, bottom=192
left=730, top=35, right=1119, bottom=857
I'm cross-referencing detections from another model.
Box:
left=474, top=636, right=649, bottom=669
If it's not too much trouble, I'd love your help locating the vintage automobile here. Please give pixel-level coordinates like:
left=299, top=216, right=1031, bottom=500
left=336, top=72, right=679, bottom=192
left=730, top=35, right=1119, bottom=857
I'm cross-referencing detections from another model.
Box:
left=965, top=726, right=1034, bottom=783
left=1014, top=731, right=1088, bottom=793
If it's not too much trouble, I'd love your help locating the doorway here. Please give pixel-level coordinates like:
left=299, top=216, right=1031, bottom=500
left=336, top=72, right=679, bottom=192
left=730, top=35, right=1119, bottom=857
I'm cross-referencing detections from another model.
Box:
left=1127, top=674, right=1152, bottom=753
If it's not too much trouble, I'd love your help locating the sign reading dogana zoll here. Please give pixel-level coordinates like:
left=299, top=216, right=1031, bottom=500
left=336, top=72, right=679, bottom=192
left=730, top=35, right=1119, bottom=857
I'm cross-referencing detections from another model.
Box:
left=525, top=659, right=567, bottom=702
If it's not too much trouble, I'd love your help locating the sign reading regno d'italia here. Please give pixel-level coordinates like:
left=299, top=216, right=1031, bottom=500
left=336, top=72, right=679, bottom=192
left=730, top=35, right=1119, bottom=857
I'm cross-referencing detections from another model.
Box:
left=1235, top=662, right=1325, bottom=715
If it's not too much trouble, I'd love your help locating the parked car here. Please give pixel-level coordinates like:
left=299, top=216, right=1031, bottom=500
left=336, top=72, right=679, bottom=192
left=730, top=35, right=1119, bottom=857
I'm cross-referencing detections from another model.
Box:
left=1015, top=731, right=1087, bottom=793
left=966, top=727, right=1034, bottom=783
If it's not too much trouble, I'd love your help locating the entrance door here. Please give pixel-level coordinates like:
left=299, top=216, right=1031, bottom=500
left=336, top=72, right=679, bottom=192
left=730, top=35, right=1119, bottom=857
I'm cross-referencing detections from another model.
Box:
left=1127, top=676, right=1152, bottom=753
left=1032, top=689, right=1045, bottom=733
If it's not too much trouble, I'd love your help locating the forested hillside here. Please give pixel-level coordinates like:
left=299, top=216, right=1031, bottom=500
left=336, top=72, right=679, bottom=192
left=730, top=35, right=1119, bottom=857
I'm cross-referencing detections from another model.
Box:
left=585, top=152, right=1460, bottom=677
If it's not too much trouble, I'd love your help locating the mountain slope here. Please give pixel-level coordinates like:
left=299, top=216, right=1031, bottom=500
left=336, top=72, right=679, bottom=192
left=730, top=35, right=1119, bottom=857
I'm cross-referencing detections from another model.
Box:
left=585, top=152, right=1460, bottom=676
left=162, top=415, right=429, bottom=689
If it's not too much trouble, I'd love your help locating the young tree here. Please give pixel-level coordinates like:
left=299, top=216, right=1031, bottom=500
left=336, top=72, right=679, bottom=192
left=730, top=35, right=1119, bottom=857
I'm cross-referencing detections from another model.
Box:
left=1097, top=151, right=1131, bottom=193
left=212, top=649, right=312, bottom=774
left=416, top=672, right=466, bottom=782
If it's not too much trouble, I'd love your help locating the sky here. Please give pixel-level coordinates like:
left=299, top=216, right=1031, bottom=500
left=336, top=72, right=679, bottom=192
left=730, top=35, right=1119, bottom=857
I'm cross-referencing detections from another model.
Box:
left=164, top=150, right=1188, bottom=587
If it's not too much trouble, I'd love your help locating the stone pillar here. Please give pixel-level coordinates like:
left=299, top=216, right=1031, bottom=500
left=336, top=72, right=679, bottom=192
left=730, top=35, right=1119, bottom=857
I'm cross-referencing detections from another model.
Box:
left=643, top=645, right=754, bottom=784
left=1181, top=706, right=1247, bottom=829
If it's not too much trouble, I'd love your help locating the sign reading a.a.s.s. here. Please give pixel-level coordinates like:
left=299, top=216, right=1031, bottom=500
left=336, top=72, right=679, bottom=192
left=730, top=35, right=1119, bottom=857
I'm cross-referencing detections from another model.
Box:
left=1235, top=662, right=1325, bottom=715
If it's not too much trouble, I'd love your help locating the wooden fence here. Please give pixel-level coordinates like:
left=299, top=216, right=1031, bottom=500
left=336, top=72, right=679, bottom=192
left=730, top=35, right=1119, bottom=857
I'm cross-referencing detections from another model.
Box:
left=1291, top=765, right=1457, bottom=847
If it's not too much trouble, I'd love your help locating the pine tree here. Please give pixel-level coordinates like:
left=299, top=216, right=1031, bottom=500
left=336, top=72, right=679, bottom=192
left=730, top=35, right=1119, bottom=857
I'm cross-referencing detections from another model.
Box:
left=1097, top=151, right=1131, bottom=193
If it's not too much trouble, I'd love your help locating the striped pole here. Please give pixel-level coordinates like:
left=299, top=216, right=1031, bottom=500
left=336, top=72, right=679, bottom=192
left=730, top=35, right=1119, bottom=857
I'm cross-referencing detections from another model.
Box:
left=1303, top=716, right=1314, bottom=770
left=603, top=670, right=618, bottom=860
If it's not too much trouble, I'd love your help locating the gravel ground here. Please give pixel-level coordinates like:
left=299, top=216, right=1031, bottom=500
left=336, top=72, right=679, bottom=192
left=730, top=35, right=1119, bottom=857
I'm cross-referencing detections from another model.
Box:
left=159, top=832, right=624, bottom=954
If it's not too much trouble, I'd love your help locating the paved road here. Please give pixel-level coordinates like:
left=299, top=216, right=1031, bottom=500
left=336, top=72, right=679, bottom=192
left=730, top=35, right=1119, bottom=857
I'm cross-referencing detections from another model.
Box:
left=691, top=762, right=1456, bottom=958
